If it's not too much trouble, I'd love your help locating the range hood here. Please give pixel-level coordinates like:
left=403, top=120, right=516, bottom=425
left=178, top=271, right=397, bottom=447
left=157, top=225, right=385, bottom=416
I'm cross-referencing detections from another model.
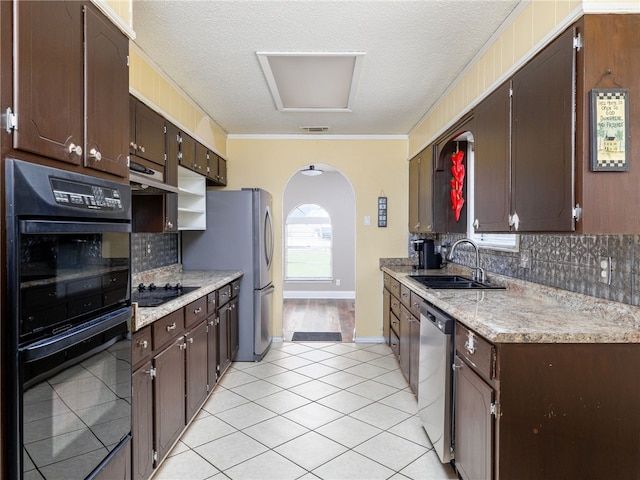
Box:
left=130, top=171, right=179, bottom=194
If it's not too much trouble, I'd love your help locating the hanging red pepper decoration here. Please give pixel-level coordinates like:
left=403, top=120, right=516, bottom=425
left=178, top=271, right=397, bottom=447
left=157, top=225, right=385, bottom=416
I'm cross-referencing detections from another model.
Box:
left=450, top=149, right=465, bottom=221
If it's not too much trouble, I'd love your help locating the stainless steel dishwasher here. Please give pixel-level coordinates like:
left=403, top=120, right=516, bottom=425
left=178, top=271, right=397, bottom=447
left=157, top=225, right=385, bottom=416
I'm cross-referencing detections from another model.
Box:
left=418, top=301, right=455, bottom=463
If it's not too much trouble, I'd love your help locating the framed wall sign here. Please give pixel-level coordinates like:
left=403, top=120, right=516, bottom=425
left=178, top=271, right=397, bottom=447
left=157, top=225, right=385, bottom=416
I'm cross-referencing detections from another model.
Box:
left=590, top=89, right=630, bottom=171
left=377, top=196, right=387, bottom=227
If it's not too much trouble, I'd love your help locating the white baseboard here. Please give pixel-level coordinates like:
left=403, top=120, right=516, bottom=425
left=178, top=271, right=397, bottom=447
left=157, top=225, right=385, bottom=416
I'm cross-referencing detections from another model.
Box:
left=283, top=291, right=355, bottom=299
left=355, top=336, right=385, bottom=344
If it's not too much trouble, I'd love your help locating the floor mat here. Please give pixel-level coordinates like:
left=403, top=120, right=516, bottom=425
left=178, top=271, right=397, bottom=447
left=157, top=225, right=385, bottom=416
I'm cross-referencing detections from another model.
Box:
left=291, top=331, right=342, bottom=342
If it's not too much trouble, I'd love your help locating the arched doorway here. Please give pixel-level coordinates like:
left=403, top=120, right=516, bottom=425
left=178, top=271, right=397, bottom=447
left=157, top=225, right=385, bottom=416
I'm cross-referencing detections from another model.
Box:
left=282, top=164, right=356, bottom=342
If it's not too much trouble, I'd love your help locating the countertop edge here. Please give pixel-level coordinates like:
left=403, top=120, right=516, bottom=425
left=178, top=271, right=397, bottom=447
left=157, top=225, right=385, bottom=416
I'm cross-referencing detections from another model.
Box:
left=381, top=264, right=640, bottom=344
left=132, top=270, right=243, bottom=331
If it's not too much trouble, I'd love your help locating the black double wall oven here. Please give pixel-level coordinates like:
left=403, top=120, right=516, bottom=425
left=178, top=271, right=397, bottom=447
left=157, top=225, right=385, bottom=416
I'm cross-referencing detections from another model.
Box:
left=5, top=159, right=133, bottom=479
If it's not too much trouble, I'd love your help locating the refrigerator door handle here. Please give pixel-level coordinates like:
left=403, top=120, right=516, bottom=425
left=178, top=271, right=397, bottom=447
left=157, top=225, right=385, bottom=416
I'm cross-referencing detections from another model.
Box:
left=264, top=206, right=274, bottom=270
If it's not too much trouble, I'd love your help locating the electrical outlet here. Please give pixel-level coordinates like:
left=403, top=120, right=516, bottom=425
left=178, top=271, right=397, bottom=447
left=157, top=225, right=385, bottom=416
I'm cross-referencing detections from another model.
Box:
left=364, top=215, right=371, bottom=226
left=335, top=279, right=341, bottom=286
left=599, top=256, right=612, bottom=285
left=147, top=244, right=152, bottom=255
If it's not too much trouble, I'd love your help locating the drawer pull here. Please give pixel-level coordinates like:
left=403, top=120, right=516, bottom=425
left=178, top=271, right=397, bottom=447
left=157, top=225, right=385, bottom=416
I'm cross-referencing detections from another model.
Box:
left=166, top=322, right=177, bottom=332
left=137, top=339, right=148, bottom=349
left=187, top=337, right=194, bottom=344
left=193, top=307, right=203, bottom=314
left=465, top=332, right=476, bottom=355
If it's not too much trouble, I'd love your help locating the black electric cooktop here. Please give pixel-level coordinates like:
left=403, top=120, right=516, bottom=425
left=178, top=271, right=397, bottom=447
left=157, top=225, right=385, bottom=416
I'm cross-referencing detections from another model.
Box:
left=132, top=283, right=200, bottom=307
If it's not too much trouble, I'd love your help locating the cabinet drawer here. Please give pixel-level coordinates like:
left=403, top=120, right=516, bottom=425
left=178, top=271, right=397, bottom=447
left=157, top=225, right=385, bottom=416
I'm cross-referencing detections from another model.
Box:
left=400, top=284, right=412, bottom=308
left=185, top=296, right=207, bottom=328
left=390, top=311, right=400, bottom=337
left=230, top=280, right=241, bottom=298
left=456, top=322, right=494, bottom=381
left=390, top=293, right=401, bottom=320
left=218, top=284, right=232, bottom=307
left=409, top=291, right=424, bottom=318
left=207, top=291, right=217, bottom=315
left=386, top=275, right=400, bottom=299
left=132, top=326, right=152, bottom=367
left=390, top=330, right=400, bottom=359
left=153, top=308, right=185, bottom=350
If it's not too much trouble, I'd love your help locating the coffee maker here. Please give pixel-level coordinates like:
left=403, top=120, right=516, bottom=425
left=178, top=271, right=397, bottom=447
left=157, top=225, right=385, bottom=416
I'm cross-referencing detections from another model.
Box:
left=412, top=239, right=443, bottom=269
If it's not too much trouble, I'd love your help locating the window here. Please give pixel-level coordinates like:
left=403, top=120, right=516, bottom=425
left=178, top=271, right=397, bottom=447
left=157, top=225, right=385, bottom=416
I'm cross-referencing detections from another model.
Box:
left=285, top=204, right=333, bottom=280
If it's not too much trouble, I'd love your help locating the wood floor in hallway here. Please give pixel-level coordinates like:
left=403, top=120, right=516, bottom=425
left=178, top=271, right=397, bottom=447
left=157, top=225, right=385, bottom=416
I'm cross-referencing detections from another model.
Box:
left=283, top=299, right=356, bottom=342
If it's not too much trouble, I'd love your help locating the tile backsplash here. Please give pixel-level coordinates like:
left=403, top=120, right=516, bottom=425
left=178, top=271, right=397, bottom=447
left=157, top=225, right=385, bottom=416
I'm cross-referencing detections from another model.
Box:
left=431, top=233, right=640, bottom=306
left=132, top=233, right=178, bottom=274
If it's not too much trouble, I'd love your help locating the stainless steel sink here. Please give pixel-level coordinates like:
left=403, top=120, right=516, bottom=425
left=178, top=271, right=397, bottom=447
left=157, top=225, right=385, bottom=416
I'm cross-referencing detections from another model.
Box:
left=408, top=274, right=505, bottom=290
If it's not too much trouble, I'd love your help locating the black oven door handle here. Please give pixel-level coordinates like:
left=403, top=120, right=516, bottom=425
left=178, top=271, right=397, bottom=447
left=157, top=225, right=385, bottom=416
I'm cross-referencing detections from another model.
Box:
left=20, top=307, right=132, bottom=362
left=20, top=220, right=131, bottom=234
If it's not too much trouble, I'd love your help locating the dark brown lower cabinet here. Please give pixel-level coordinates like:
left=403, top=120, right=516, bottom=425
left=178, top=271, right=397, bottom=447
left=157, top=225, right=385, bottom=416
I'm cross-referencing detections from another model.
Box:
left=132, top=281, right=240, bottom=479
left=153, top=335, right=186, bottom=463
left=132, top=362, right=154, bottom=480
left=218, top=302, right=231, bottom=375
left=453, top=354, right=494, bottom=480
left=454, top=321, right=640, bottom=479
left=229, top=296, right=239, bottom=360
left=207, top=313, right=219, bottom=391
left=185, top=320, right=209, bottom=422
left=399, top=305, right=412, bottom=383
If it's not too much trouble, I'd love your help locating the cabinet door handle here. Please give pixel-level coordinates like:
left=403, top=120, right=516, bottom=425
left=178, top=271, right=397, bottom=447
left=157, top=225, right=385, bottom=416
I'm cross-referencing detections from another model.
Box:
left=88, top=148, right=102, bottom=161
left=166, top=220, right=174, bottom=229
left=179, top=343, right=187, bottom=350
left=139, top=145, right=146, bottom=153
left=464, top=333, right=476, bottom=355
left=473, top=218, right=480, bottom=229
left=68, top=143, right=83, bottom=157
left=166, top=322, right=177, bottom=332
left=208, top=320, right=215, bottom=326
left=187, top=337, right=194, bottom=344
left=129, top=141, right=137, bottom=150
left=452, top=362, right=463, bottom=371
left=137, top=339, right=148, bottom=349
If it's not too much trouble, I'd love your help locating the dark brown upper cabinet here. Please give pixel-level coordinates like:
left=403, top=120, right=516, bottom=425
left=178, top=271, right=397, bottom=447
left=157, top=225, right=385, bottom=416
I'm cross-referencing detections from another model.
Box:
left=471, top=27, right=576, bottom=233
left=408, top=148, right=434, bottom=233
left=207, top=151, right=227, bottom=187
left=130, top=96, right=166, bottom=166
left=574, top=14, right=640, bottom=234
left=12, top=1, right=129, bottom=178
left=473, top=82, right=512, bottom=232
left=510, top=27, right=576, bottom=232
left=178, top=131, right=198, bottom=173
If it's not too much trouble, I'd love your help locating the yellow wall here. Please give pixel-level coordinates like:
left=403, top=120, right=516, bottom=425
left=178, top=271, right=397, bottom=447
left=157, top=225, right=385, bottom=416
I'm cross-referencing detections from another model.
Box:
left=128, top=46, right=228, bottom=157
left=226, top=138, right=408, bottom=339
left=408, top=0, right=640, bottom=156
left=409, top=0, right=582, bottom=156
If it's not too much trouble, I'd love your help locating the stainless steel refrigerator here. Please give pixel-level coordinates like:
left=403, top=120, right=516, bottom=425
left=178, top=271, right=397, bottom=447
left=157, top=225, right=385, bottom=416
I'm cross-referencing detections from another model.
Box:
left=182, top=188, right=274, bottom=361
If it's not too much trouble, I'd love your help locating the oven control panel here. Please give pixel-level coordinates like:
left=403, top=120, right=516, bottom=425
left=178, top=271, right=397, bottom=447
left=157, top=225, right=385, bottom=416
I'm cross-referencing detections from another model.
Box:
left=51, top=178, right=124, bottom=211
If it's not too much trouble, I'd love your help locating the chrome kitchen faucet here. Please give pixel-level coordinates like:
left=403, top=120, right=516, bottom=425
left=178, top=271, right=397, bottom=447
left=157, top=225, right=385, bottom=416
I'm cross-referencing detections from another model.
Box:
left=446, top=238, right=485, bottom=283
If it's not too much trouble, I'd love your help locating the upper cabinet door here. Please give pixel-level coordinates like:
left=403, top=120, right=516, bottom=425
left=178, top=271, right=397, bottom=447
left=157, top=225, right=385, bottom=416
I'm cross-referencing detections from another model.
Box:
left=511, top=27, right=576, bottom=232
left=131, top=97, right=166, bottom=166
left=473, top=82, right=511, bottom=232
left=84, top=4, right=129, bottom=178
left=14, top=1, right=84, bottom=164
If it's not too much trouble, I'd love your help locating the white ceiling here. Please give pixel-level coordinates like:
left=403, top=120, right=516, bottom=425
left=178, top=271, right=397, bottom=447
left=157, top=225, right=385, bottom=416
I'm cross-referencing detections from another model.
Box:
left=131, top=0, right=524, bottom=136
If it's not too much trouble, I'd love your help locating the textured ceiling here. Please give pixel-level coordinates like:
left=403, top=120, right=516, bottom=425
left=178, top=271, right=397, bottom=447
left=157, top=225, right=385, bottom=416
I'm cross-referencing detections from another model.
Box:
left=131, top=0, right=523, bottom=136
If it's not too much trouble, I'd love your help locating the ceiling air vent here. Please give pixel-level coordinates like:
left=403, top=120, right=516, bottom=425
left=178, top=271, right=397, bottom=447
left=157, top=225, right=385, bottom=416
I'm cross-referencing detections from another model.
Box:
left=300, top=126, right=331, bottom=133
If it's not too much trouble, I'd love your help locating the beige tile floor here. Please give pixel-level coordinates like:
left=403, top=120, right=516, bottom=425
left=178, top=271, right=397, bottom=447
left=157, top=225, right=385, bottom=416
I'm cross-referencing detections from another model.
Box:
left=154, top=341, right=459, bottom=480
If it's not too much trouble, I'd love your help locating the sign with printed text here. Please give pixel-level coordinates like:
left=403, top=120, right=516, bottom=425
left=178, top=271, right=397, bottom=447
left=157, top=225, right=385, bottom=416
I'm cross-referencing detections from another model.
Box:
left=590, top=89, right=629, bottom=171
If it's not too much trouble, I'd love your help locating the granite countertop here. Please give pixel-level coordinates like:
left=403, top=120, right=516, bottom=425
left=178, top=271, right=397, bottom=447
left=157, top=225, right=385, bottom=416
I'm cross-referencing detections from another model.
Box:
left=132, top=265, right=243, bottom=331
left=381, top=263, right=640, bottom=344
